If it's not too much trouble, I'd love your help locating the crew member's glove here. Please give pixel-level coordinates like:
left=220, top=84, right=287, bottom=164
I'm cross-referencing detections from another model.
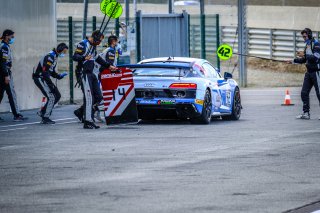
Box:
left=59, top=72, right=68, bottom=79
left=116, top=44, right=122, bottom=56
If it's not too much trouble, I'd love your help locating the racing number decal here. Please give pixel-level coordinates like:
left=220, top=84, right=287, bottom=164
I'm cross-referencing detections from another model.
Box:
left=217, top=44, right=233, bottom=60
left=226, top=90, right=232, bottom=107
left=118, top=88, right=126, bottom=100
left=112, top=88, right=126, bottom=101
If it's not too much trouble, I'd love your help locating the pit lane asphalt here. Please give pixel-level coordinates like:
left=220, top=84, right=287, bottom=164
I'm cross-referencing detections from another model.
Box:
left=1, top=87, right=320, bottom=213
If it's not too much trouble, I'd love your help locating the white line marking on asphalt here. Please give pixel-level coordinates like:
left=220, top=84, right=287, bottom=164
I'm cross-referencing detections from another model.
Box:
left=0, top=127, right=27, bottom=132
left=56, top=121, right=78, bottom=125
left=0, top=145, right=20, bottom=150
left=0, top=118, right=76, bottom=128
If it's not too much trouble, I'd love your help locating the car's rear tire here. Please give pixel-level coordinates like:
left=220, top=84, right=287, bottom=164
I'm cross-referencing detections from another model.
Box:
left=191, top=89, right=212, bottom=124
left=222, top=87, right=241, bottom=121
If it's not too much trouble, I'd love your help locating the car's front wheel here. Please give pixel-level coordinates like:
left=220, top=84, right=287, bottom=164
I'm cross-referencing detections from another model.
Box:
left=191, top=90, right=212, bottom=124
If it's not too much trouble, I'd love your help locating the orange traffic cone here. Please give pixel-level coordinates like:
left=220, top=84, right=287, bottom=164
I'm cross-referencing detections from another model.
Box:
left=281, top=89, right=294, bottom=106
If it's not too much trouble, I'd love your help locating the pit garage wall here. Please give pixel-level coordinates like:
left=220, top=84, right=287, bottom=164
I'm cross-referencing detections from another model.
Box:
left=0, top=0, right=57, bottom=112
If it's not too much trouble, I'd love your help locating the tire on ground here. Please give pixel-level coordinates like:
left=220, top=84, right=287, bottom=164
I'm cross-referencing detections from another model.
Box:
left=191, top=89, right=212, bottom=124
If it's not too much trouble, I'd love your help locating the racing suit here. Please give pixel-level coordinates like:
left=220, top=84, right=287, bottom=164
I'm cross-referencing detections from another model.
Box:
left=33, top=50, right=63, bottom=118
left=102, top=46, right=117, bottom=66
left=72, top=39, right=88, bottom=119
left=72, top=39, right=111, bottom=123
left=294, top=38, right=320, bottom=113
left=0, top=41, right=21, bottom=117
left=94, top=46, right=122, bottom=78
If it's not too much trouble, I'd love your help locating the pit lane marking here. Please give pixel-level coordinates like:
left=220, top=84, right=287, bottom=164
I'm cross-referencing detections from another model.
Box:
left=56, top=121, right=79, bottom=125
left=0, top=118, right=76, bottom=128
left=0, top=127, right=27, bottom=132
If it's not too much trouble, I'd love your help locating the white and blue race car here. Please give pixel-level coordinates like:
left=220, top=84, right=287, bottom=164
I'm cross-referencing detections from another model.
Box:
left=121, top=57, right=242, bottom=124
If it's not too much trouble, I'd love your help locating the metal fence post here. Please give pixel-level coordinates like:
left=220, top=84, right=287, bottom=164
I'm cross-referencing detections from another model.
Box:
left=183, top=10, right=190, bottom=57
left=68, top=16, right=74, bottom=104
left=200, top=14, right=206, bottom=59
left=115, top=18, right=120, bottom=37
left=216, top=14, right=220, bottom=70
left=92, top=16, right=96, bottom=32
left=168, top=0, right=173, bottom=13
left=125, top=0, right=129, bottom=27
left=269, top=29, right=273, bottom=59
left=293, top=30, right=297, bottom=58
left=82, top=0, right=88, bottom=39
left=136, top=10, right=142, bottom=62
left=188, top=14, right=191, bottom=57
left=238, top=0, right=248, bottom=87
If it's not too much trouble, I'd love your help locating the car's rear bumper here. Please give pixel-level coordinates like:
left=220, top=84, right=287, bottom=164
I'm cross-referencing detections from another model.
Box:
left=136, top=98, right=203, bottom=119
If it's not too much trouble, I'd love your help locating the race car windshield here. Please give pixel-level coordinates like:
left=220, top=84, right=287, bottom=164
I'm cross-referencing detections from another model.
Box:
left=133, top=68, right=190, bottom=77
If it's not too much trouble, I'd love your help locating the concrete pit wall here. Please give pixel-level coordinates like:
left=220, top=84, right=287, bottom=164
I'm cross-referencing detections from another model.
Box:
left=0, top=0, right=57, bottom=113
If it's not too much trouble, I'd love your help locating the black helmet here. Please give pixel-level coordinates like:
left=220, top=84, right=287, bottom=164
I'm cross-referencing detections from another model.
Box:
left=301, top=28, right=313, bottom=39
left=56, top=43, right=68, bottom=53
left=108, top=35, right=118, bottom=45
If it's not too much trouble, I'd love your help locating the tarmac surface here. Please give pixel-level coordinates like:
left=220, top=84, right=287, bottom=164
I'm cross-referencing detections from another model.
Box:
left=1, top=87, right=320, bottom=213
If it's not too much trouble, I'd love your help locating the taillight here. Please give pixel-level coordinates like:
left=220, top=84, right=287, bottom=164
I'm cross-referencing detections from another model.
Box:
left=169, top=83, right=197, bottom=89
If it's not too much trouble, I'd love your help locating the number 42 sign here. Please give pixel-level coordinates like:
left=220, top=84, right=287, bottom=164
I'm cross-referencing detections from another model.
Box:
left=217, top=44, right=233, bottom=60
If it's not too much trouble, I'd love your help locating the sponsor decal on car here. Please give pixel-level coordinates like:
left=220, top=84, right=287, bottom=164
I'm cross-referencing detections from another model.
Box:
left=139, top=100, right=158, bottom=104
left=101, top=73, right=122, bottom=79
left=144, top=83, right=155, bottom=88
left=158, top=100, right=176, bottom=105
left=226, top=90, right=232, bottom=107
left=195, top=99, right=204, bottom=105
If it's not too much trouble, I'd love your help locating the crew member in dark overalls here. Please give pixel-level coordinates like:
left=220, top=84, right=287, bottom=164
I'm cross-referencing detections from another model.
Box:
left=0, top=29, right=27, bottom=122
left=287, top=28, right=320, bottom=120
left=33, top=43, right=68, bottom=124
left=73, top=30, right=116, bottom=129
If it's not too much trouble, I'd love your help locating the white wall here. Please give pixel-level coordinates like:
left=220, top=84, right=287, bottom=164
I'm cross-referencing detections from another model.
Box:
left=0, top=0, right=57, bottom=112
left=57, top=3, right=320, bottom=31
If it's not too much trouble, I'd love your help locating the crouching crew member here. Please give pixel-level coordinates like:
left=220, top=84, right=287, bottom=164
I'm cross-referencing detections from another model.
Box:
left=33, top=43, right=68, bottom=124
left=0, top=29, right=27, bottom=121
left=73, top=30, right=116, bottom=129
left=287, top=28, right=320, bottom=120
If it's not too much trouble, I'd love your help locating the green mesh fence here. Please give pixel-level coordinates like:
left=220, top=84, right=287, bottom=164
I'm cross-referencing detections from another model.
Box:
left=189, top=14, right=220, bottom=69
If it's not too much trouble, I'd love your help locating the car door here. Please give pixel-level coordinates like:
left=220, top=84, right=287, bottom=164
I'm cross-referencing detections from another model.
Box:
left=202, top=63, right=232, bottom=113
left=201, top=63, right=221, bottom=113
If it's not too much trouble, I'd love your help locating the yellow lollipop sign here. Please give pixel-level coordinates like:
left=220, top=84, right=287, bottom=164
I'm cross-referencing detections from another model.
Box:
left=100, top=0, right=115, bottom=14
left=105, top=1, right=123, bottom=19
left=217, top=44, right=233, bottom=60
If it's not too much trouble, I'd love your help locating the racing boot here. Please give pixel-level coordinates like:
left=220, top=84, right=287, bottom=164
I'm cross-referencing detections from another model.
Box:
left=37, top=111, right=44, bottom=118
left=83, top=121, right=100, bottom=129
left=74, top=108, right=83, bottom=122
left=13, top=114, right=28, bottom=122
left=41, top=117, right=56, bottom=124
left=94, top=110, right=103, bottom=123
left=296, top=112, right=310, bottom=120
left=93, top=104, right=104, bottom=123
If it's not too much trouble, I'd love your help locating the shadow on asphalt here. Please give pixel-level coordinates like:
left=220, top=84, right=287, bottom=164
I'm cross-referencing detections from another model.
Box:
left=137, top=117, right=248, bottom=125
